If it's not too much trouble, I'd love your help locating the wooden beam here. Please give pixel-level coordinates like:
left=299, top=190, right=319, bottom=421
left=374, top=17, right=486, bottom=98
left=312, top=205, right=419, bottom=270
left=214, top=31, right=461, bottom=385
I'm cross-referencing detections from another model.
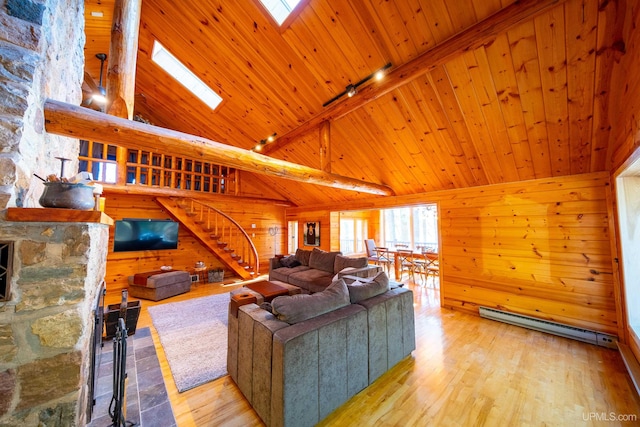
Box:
left=43, top=99, right=394, bottom=196
left=262, top=0, right=567, bottom=154
left=106, top=0, right=142, bottom=119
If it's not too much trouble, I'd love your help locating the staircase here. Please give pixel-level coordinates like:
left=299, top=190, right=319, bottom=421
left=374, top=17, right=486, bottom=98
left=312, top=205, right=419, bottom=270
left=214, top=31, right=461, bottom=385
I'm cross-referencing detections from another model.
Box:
left=155, top=197, right=258, bottom=280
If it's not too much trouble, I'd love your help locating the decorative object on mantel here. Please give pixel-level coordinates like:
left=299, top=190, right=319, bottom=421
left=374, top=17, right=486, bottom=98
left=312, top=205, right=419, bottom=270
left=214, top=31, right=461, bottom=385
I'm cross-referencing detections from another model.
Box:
left=39, top=181, right=96, bottom=210
left=36, top=157, right=104, bottom=210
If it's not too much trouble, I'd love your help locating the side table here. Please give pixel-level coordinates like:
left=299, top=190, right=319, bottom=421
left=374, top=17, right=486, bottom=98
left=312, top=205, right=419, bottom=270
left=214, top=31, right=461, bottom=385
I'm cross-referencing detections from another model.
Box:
left=230, top=292, right=257, bottom=317
left=190, top=267, right=208, bottom=283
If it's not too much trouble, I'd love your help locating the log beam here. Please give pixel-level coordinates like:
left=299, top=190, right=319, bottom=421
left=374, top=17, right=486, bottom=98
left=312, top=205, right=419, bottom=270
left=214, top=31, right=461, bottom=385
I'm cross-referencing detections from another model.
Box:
left=106, top=0, right=142, bottom=119
left=44, top=99, right=394, bottom=196
left=262, top=0, right=567, bottom=154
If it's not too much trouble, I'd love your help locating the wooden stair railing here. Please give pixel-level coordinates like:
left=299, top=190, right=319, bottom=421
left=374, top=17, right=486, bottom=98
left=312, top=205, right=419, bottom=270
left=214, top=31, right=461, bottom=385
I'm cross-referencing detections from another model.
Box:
left=155, top=197, right=259, bottom=280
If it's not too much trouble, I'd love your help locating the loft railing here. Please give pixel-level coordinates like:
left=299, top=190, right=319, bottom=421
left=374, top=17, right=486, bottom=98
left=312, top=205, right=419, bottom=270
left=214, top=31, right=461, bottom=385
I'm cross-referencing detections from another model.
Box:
left=181, top=198, right=259, bottom=275
left=78, top=140, right=236, bottom=195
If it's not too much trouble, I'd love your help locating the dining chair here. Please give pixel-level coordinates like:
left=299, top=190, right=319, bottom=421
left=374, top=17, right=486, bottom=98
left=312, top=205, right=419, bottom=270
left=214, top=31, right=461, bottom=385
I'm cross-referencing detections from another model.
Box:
left=422, top=250, right=439, bottom=288
left=374, top=246, right=393, bottom=275
left=413, top=251, right=427, bottom=285
left=364, top=239, right=379, bottom=264
left=395, top=249, right=416, bottom=282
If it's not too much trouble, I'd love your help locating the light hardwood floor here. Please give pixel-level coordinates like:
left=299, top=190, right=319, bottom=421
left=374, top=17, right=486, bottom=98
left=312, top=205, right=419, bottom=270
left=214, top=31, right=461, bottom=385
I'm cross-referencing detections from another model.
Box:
left=106, top=276, right=640, bottom=426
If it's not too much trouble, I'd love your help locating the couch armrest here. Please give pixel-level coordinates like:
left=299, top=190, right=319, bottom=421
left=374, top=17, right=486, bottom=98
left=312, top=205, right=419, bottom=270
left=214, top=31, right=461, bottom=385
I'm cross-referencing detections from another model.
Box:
left=338, top=265, right=382, bottom=281
left=356, top=287, right=415, bottom=384
left=271, top=304, right=369, bottom=427
left=269, top=257, right=284, bottom=272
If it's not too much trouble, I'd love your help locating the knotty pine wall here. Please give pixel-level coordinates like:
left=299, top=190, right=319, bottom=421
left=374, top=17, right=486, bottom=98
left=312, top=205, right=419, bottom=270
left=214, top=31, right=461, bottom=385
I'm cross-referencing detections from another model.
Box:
left=439, top=172, right=617, bottom=336
left=103, top=192, right=286, bottom=295
left=286, top=172, right=620, bottom=337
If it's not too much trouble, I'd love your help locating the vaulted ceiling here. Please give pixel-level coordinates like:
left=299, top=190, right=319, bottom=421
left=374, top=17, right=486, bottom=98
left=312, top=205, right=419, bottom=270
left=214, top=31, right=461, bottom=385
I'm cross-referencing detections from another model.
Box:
left=82, top=0, right=624, bottom=206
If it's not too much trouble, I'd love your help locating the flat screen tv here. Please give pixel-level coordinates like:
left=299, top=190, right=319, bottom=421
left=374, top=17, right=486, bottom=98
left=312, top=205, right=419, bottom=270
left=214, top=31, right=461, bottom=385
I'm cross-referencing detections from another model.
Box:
left=113, top=219, right=179, bottom=252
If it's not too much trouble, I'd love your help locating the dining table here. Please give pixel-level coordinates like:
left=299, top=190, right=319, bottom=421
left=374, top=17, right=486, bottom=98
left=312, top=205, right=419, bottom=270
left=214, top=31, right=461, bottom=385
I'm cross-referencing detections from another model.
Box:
left=378, top=248, right=438, bottom=281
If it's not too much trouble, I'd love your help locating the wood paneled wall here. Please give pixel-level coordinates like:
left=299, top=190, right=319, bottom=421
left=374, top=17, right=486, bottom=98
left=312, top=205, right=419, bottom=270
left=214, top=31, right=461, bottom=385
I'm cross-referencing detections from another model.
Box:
left=609, top=0, right=640, bottom=172
left=285, top=209, right=334, bottom=252
left=103, top=192, right=286, bottom=295
left=439, top=173, right=617, bottom=336
left=287, top=172, right=619, bottom=337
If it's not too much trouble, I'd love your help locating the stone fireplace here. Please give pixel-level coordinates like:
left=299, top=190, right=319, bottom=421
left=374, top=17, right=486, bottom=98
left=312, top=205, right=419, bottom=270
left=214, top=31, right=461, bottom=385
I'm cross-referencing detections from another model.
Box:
left=0, top=0, right=106, bottom=425
left=0, top=216, right=109, bottom=425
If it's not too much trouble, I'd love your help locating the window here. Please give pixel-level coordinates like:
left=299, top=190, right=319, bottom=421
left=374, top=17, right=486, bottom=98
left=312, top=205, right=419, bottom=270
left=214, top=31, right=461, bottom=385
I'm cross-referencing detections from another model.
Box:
left=339, top=218, right=367, bottom=255
left=78, top=140, right=118, bottom=183
left=258, top=0, right=301, bottom=25
left=152, top=41, right=223, bottom=111
left=288, top=221, right=298, bottom=254
left=381, top=205, right=438, bottom=250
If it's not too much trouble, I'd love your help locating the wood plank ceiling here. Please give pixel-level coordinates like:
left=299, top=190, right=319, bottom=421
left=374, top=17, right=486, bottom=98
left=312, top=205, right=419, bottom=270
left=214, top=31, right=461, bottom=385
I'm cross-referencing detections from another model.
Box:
left=82, top=0, right=622, bottom=207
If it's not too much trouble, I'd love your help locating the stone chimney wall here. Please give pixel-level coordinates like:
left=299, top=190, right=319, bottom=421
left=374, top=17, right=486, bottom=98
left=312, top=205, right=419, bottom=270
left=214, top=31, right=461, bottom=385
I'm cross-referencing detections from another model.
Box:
left=0, top=0, right=84, bottom=209
left=0, top=0, right=108, bottom=425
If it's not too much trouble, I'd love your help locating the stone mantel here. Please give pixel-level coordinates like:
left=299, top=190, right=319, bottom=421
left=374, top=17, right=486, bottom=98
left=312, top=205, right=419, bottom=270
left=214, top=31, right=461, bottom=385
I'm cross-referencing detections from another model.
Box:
left=6, top=208, right=114, bottom=226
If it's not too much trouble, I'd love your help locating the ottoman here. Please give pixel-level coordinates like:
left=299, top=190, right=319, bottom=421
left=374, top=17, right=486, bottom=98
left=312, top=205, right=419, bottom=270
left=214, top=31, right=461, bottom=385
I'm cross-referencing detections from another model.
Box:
left=128, top=270, right=191, bottom=301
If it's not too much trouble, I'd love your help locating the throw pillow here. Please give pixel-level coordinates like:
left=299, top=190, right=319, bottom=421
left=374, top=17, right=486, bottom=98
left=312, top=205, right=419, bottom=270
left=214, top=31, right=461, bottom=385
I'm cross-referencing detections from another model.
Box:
left=271, top=278, right=350, bottom=324
left=333, top=254, right=368, bottom=274
left=280, top=255, right=301, bottom=268
left=295, top=248, right=312, bottom=266
left=346, top=271, right=390, bottom=303
left=309, top=248, right=341, bottom=273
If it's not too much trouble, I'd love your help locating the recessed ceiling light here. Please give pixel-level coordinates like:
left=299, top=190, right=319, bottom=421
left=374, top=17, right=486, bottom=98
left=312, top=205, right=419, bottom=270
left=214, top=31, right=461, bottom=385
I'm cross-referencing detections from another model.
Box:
left=91, top=11, right=104, bottom=17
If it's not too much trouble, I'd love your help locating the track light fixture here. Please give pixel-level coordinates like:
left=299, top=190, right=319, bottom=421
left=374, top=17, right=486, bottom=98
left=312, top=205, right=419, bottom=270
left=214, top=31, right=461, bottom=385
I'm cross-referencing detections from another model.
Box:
left=253, top=132, right=277, bottom=151
left=322, top=62, right=392, bottom=107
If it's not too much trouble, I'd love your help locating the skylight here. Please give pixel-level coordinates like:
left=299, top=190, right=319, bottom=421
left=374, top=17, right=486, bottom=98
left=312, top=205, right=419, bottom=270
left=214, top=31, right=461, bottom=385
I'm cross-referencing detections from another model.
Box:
left=151, top=41, right=223, bottom=111
left=259, top=0, right=301, bottom=25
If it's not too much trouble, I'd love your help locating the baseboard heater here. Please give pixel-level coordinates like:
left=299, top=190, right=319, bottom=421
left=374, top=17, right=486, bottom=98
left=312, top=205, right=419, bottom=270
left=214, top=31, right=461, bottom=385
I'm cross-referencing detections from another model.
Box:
left=479, top=307, right=618, bottom=349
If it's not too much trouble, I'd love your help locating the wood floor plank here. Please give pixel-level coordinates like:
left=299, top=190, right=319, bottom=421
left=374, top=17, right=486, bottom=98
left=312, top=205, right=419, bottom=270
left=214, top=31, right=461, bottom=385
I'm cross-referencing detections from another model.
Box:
left=106, top=275, right=640, bottom=426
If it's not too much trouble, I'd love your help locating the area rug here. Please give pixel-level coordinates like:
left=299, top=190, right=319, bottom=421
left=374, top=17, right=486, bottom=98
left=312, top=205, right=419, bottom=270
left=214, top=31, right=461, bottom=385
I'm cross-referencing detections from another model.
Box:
left=148, top=293, right=230, bottom=392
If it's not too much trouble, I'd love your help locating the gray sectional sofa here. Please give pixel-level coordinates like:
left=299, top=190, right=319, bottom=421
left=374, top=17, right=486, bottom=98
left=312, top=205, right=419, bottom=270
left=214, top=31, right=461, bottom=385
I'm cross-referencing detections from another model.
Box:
left=269, top=248, right=371, bottom=293
left=227, top=272, right=416, bottom=427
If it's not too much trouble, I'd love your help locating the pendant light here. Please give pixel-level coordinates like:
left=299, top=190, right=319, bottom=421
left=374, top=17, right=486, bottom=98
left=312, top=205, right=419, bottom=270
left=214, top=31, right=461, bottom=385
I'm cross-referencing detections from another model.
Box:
left=92, top=53, right=107, bottom=104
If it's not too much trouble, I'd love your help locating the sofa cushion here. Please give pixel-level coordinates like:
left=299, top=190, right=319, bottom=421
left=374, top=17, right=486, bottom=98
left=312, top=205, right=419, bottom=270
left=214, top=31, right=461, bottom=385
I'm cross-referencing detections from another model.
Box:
left=333, top=255, right=368, bottom=274
left=309, top=248, right=341, bottom=273
left=287, top=268, right=334, bottom=293
left=271, top=278, right=350, bottom=324
left=280, top=255, right=301, bottom=268
left=295, top=248, right=312, bottom=266
left=269, top=265, right=310, bottom=283
left=346, top=271, right=390, bottom=303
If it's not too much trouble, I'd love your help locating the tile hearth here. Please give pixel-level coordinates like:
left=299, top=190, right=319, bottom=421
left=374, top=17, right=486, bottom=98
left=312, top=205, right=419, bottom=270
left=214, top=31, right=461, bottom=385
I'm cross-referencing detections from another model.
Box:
left=88, top=327, right=175, bottom=427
